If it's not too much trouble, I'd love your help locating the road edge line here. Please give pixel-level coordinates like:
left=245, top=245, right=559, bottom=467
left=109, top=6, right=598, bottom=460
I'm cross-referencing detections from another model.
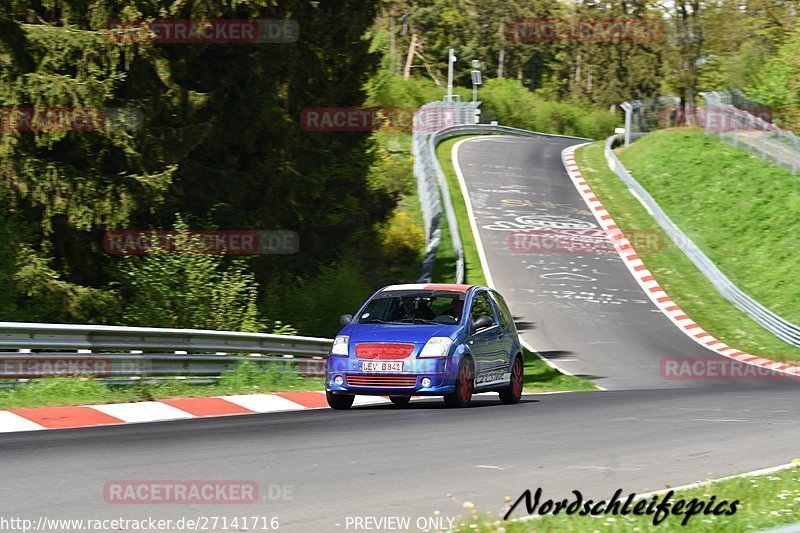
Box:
left=450, top=136, right=585, bottom=381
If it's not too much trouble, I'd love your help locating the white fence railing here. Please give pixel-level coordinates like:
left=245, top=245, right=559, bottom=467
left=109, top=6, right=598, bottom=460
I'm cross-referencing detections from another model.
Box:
left=701, top=90, right=800, bottom=174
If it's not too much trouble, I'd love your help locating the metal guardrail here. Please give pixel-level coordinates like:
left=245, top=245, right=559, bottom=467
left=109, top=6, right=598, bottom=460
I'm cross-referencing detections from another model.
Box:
left=413, top=111, right=592, bottom=284
left=0, top=322, right=332, bottom=354
left=0, top=322, right=333, bottom=384
left=412, top=101, right=481, bottom=283
left=605, top=134, right=800, bottom=347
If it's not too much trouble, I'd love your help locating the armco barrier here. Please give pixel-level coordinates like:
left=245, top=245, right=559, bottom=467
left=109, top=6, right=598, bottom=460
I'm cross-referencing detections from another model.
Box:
left=412, top=101, right=480, bottom=284
left=604, top=133, right=800, bottom=347
left=0, top=322, right=332, bottom=385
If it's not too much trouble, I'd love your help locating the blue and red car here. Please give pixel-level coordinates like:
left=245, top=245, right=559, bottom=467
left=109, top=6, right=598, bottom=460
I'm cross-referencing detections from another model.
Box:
left=325, top=283, right=524, bottom=409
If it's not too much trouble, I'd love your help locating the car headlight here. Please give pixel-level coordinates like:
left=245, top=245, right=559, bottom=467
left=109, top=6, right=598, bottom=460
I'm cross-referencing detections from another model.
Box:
left=419, top=337, right=453, bottom=358
left=331, top=335, right=349, bottom=356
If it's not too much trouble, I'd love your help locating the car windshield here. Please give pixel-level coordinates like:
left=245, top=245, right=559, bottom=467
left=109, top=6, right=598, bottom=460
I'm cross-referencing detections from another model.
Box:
left=357, top=290, right=465, bottom=325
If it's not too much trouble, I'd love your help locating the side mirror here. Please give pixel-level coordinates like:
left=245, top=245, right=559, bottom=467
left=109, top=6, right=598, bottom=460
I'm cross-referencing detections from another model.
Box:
left=472, top=315, right=493, bottom=332
left=339, top=314, right=353, bottom=326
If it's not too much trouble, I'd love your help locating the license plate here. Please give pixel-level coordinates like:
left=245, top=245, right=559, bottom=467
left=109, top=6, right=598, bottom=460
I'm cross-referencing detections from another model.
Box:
left=360, top=361, right=403, bottom=372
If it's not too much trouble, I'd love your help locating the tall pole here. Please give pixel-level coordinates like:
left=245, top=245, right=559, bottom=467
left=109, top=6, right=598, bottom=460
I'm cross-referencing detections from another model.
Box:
left=446, top=48, right=456, bottom=101
left=471, top=60, right=482, bottom=103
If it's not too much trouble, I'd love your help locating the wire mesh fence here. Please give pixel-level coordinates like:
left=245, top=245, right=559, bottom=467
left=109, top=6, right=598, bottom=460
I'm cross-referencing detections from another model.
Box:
left=412, top=101, right=480, bottom=283
left=701, top=90, right=800, bottom=174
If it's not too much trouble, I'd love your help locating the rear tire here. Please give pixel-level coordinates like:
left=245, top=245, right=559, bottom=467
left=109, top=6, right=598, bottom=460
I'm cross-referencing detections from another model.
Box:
left=499, top=356, right=524, bottom=405
left=444, top=358, right=474, bottom=408
left=389, top=396, right=411, bottom=407
left=326, top=391, right=354, bottom=410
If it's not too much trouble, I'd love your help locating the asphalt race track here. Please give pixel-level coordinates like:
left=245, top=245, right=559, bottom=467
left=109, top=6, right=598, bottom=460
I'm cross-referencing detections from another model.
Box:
left=2, top=136, right=798, bottom=532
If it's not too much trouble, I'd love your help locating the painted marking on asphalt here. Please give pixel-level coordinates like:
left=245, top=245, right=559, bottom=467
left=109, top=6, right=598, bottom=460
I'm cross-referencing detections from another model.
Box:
left=566, top=465, right=642, bottom=472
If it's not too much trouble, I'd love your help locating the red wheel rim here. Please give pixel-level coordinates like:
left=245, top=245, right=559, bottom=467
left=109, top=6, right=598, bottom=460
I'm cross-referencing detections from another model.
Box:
left=511, top=358, right=523, bottom=397
left=459, top=363, right=473, bottom=403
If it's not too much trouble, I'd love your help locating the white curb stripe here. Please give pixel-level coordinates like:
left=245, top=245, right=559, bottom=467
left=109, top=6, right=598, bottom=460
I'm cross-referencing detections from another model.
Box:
left=91, top=401, right=195, bottom=423
left=0, top=411, right=45, bottom=432
left=217, top=394, right=308, bottom=413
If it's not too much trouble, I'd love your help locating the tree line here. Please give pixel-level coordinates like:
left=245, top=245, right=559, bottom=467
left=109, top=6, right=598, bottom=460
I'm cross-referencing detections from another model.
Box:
left=0, top=1, right=797, bottom=336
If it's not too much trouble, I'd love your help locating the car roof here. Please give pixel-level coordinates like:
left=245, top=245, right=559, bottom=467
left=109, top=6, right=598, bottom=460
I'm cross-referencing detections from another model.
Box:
left=380, top=283, right=475, bottom=294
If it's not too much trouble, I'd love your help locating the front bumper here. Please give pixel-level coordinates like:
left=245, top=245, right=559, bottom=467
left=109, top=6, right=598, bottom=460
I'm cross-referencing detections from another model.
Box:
left=325, top=356, right=455, bottom=395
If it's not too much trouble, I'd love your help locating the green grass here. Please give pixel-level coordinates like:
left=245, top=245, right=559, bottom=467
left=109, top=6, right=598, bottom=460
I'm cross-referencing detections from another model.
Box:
left=574, top=132, right=800, bottom=364
left=521, top=346, right=597, bottom=393
left=0, top=350, right=592, bottom=408
left=0, top=351, right=590, bottom=408
left=433, top=135, right=597, bottom=393
left=618, top=128, right=800, bottom=325
left=455, top=463, right=800, bottom=532
left=0, top=363, right=324, bottom=410
left=433, top=137, right=488, bottom=286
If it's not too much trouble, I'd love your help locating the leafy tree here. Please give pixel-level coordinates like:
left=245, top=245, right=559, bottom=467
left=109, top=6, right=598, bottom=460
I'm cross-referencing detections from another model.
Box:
left=0, top=1, right=389, bottom=328
left=113, top=220, right=266, bottom=332
left=751, top=26, right=800, bottom=112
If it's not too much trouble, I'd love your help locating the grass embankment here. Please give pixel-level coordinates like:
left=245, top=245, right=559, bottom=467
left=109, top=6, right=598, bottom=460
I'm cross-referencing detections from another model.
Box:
left=433, top=137, right=489, bottom=286
left=434, top=136, right=597, bottom=393
left=574, top=129, right=800, bottom=363
left=456, top=463, right=800, bottom=532
left=0, top=364, right=324, bottom=410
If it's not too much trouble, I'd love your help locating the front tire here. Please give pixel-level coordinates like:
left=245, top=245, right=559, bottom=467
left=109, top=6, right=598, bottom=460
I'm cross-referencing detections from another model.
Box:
left=326, top=391, right=354, bottom=410
left=499, top=356, right=524, bottom=404
left=444, top=358, right=474, bottom=408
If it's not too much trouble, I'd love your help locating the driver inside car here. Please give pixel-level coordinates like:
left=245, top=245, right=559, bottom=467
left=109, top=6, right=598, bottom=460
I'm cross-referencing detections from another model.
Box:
left=399, top=296, right=435, bottom=321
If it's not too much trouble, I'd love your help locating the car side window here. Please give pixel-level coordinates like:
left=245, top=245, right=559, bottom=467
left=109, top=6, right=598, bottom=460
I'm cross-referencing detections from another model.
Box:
left=470, top=292, right=496, bottom=326
left=490, top=292, right=513, bottom=330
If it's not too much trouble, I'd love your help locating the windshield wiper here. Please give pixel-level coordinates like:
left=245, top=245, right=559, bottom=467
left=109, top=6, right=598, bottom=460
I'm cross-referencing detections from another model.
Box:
left=359, top=319, right=390, bottom=324
left=397, top=318, right=441, bottom=325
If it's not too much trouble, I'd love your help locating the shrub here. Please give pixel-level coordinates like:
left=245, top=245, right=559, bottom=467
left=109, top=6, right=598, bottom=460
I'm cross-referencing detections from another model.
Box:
left=113, top=218, right=266, bottom=332
left=479, top=78, right=620, bottom=139
left=381, top=211, right=425, bottom=265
